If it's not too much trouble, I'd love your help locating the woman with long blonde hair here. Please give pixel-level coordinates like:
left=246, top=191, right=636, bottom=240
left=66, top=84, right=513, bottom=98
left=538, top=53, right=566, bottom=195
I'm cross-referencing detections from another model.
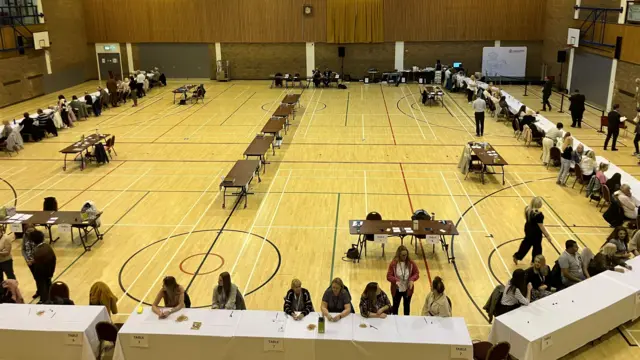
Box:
left=513, top=197, right=552, bottom=265
left=524, top=255, right=554, bottom=300
left=557, top=135, right=573, bottom=185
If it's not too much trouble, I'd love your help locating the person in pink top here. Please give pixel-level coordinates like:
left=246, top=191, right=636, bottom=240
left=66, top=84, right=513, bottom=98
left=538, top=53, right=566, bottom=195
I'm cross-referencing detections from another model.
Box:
left=386, top=245, right=419, bottom=315
left=595, top=162, right=608, bottom=185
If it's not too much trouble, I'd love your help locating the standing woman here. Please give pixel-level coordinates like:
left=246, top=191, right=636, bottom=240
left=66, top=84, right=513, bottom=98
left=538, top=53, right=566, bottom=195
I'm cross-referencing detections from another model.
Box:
left=212, top=271, right=239, bottom=310
left=513, top=196, right=552, bottom=265
left=151, top=276, right=185, bottom=319
left=467, top=75, right=477, bottom=103
left=386, top=245, right=419, bottom=315
left=557, top=134, right=573, bottom=185
left=0, top=228, right=15, bottom=283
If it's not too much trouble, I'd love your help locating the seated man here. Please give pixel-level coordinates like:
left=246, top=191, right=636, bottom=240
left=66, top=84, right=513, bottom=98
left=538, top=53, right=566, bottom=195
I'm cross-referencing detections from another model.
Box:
left=323, top=68, right=332, bottom=86
left=312, top=69, right=322, bottom=88
left=274, top=73, right=284, bottom=87
left=36, top=109, right=57, bottom=137
left=19, top=112, right=44, bottom=142
left=558, top=240, right=589, bottom=287
left=614, top=184, right=640, bottom=220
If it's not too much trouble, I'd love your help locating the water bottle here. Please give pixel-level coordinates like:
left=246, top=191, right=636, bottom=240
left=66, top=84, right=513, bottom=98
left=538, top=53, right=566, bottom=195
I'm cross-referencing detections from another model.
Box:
left=412, top=220, right=419, bottom=231
left=318, top=316, right=325, bottom=334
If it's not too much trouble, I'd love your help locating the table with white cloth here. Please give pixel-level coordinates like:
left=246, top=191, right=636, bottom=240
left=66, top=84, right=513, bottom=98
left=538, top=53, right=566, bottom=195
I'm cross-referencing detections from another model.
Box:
left=488, top=273, right=638, bottom=360
left=604, top=256, right=640, bottom=319
left=0, top=304, right=110, bottom=360
left=114, top=308, right=473, bottom=360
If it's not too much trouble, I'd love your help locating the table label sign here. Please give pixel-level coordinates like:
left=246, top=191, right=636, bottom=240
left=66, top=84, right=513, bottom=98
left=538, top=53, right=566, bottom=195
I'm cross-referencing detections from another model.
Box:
left=541, top=335, right=553, bottom=351
left=264, top=338, right=284, bottom=352
left=426, top=235, right=440, bottom=245
left=9, top=223, right=22, bottom=233
left=58, top=224, right=71, bottom=234
left=450, top=345, right=471, bottom=359
left=64, top=332, right=83, bottom=346
left=130, top=334, right=149, bottom=348
left=373, top=234, right=388, bottom=244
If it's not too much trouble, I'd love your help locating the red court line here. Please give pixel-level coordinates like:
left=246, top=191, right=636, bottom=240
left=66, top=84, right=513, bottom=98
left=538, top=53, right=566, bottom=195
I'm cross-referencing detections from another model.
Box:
left=399, top=162, right=432, bottom=288
left=380, top=86, right=397, bottom=145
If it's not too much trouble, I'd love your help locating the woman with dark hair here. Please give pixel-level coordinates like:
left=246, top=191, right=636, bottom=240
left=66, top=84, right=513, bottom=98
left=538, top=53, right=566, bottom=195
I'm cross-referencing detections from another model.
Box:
left=606, top=173, right=622, bottom=193
left=422, top=277, right=451, bottom=317
left=386, top=245, right=419, bottom=315
left=496, top=269, right=531, bottom=316
left=57, top=95, right=72, bottom=128
left=321, top=277, right=352, bottom=322
left=152, top=276, right=185, bottom=319
left=605, top=226, right=632, bottom=259
left=19, top=112, right=44, bottom=141
left=358, top=282, right=391, bottom=318
left=212, top=271, right=238, bottom=310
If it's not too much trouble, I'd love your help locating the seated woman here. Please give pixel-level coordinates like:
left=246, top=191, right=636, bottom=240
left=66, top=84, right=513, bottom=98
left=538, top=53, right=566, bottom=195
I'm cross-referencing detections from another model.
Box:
left=579, top=150, right=597, bottom=181
left=1, top=279, right=24, bottom=304
left=605, top=226, right=632, bottom=259
left=274, top=72, right=284, bottom=87
left=498, top=96, right=508, bottom=115
left=421, top=277, right=451, bottom=317
left=589, top=243, right=632, bottom=276
left=524, top=255, right=554, bottom=301
left=595, top=162, right=609, bottom=185
left=495, top=269, right=531, bottom=316
left=606, top=173, right=622, bottom=193
left=0, top=120, right=11, bottom=143
left=151, top=276, right=185, bottom=319
left=312, top=69, right=322, bottom=88
left=630, top=230, right=640, bottom=257
left=19, top=112, right=44, bottom=142
left=70, top=96, right=88, bottom=119
left=90, top=281, right=118, bottom=318
left=283, top=278, right=314, bottom=320
left=212, top=271, right=239, bottom=310
left=516, top=105, right=527, bottom=121
left=519, top=109, right=537, bottom=130
left=321, top=277, right=352, bottom=322
left=358, top=282, right=391, bottom=318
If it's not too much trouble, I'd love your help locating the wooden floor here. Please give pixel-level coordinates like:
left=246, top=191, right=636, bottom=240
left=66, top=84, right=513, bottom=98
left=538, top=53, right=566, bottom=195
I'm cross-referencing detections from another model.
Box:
left=1, top=80, right=640, bottom=359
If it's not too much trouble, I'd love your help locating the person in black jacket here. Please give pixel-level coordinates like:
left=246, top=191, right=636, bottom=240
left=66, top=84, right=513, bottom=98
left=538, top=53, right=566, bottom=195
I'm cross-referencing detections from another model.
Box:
left=283, top=279, right=314, bottom=320
left=31, top=230, right=56, bottom=303
left=569, top=89, right=586, bottom=128
left=19, top=112, right=44, bottom=141
left=524, top=254, right=555, bottom=301
left=541, top=77, right=553, bottom=111
left=604, top=104, right=622, bottom=151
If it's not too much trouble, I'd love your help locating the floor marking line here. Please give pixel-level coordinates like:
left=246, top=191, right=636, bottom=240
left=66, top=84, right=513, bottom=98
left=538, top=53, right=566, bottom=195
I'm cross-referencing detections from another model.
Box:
left=400, top=86, right=427, bottom=140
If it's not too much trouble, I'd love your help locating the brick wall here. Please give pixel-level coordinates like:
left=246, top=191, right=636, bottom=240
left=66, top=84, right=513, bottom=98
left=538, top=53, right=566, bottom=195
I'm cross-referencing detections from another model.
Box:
left=222, top=43, right=306, bottom=80
left=315, top=43, right=395, bottom=80
left=0, top=51, right=46, bottom=108
left=542, top=0, right=575, bottom=88
left=405, top=41, right=492, bottom=75
left=613, top=60, right=640, bottom=118
left=43, top=0, right=92, bottom=75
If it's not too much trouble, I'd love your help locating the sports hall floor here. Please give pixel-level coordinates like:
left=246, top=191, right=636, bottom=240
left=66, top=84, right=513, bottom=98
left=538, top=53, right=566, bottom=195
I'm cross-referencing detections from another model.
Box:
left=1, top=80, right=639, bottom=359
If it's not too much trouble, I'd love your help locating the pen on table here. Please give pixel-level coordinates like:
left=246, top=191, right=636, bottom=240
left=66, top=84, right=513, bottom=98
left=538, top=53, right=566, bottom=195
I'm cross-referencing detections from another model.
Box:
left=229, top=311, right=234, bottom=318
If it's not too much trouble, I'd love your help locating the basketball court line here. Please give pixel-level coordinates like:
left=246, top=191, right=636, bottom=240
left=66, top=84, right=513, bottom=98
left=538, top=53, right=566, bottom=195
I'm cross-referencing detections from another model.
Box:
left=242, top=171, right=292, bottom=295
left=399, top=86, right=427, bottom=140
left=4, top=171, right=72, bottom=208
left=117, top=167, right=224, bottom=305
left=379, top=85, right=397, bottom=145
left=99, top=169, right=151, bottom=210
left=439, top=171, right=496, bottom=287
left=302, top=89, right=324, bottom=138
left=440, top=94, right=476, bottom=139
left=364, top=170, right=368, bottom=213
left=121, top=104, right=184, bottom=137
left=245, top=88, right=289, bottom=138
left=404, top=84, right=437, bottom=139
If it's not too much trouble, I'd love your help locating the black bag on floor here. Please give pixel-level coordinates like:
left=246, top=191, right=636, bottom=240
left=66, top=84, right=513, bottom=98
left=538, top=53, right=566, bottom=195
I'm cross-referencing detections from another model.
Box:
left=346, top=245, right=359, bottom=260
left=338, top=84, right=347, bottom=90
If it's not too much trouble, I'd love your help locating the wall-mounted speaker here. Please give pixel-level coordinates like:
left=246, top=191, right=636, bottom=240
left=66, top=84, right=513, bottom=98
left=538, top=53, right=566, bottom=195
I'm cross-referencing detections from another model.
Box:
left=557, top=50, right=567, bottom=63
left=338, top=46, right=345, bottom=58
left=614, top=36, right=622, bottom=60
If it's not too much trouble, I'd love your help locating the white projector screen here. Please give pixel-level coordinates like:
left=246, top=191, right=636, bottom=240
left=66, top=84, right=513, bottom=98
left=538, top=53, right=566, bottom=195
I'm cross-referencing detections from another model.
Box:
left=481, top=47, right=527, bottom=78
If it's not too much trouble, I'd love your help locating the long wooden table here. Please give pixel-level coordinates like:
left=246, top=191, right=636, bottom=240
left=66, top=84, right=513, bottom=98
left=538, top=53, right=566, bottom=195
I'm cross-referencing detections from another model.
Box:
left=59, top=134, right=110, bottom=171
left=219, top=160, right=261, bottom=209
left=272, top=104, right=293, bottom=122
left=348, top=219, right=459, bottom=262
left=282, top=94, right=301, bottom=108
left=172, top=85, right=196, bottom=104
left=0, top=210, right=103, bottom=250
left=468, top=143, right=508, bottom=185
left=244, top=135, right=274, bottom=174
left=262, top=117, right=287, bottom=136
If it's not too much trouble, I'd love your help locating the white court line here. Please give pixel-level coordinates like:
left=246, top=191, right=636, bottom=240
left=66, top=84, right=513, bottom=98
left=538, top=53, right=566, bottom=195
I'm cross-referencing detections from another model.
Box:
left=364, top=170, right=368, bottom=214
left=440, top=171, right=496, bottom=287
left=98, top=90, right=168, bottom=127
left=242, top=171, right=292, bottom=295
left=442, top=93, right=476, bottom=139
left=292, top=89, right=316, bottom=138
left=404, top=85, right=436, bottom=139
left=121, top=104, right=182, bottom=137
left=246, top=88, right=289, bottom=138
left=230, top=168, right=282, bottom=274
left=100, top=169, right=151, bottom=210
left=234, top=87, right=249, bottom=100
left=117, top=168, right=223, bottom=305
left=361, top=114, right=365, bottom=141
left=361, top=85, right=364, bottom=101
left=446, top=90, right=476, bottom=127
left=451, top=171, right=511, bottom=277
left=513, top=172, right=572, bottom=248
left=1, top=162, right=62, bottom=206
left=623, top=325, right=640, bottom=347
left=184, top=113, right=219, bottom=138
left=504, top=175, right=563, bottom=250
left=4, top=170, right=72, bottom=208
left=400, top=86, right=426, bottom=140
left=302, top=89, right=324, bottom=138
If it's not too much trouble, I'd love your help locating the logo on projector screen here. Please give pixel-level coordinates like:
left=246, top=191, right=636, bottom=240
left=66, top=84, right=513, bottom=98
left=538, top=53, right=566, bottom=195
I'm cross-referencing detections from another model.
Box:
left=509, top=49, right=525, bottom=53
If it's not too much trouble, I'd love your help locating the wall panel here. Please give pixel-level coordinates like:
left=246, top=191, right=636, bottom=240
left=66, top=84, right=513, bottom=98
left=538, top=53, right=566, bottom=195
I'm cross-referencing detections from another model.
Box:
left=138, top=44, right=212, bottom=78
left=316, top=43, right=394, bottom=79
left=221, top=43, right=306, bottom=80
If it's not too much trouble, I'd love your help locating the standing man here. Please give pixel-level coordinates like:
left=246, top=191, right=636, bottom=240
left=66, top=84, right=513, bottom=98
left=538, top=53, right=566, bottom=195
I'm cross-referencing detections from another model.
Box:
left=604, top=104, right=622, bottom=151
left=569, top=89, right=585, bottom=128
left=472, top=95, right=486, bottom=137
left=541, top=77, right=553, bottom=111
left=136, top=71, right=146, bottom=97
left=106, top=72, right=119, bottom=108
left=32, top=230, right=56, bottom=303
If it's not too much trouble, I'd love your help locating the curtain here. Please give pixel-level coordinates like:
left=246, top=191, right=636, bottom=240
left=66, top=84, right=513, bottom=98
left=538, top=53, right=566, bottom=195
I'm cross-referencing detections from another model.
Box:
left=327, top=0, right=383, bottom=43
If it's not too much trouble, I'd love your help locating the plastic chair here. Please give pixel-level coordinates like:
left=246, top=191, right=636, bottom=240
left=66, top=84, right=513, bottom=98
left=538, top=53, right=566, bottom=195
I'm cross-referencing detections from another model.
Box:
left=572, top=166, right=587, bottom=193
left=50, top=281, right=70, bottom=300
left=447, top=296, right=452, bottom=315
left=104, top=136, right=117, bottom=158
left=364, top=212, right=383, bottom=256
left=547, top=147, right=561, bottom=169
left=473, top=341, right=511, bottom=360
left=599, top=185, right=611, bottom=213
left=95, top=321, right=119, bottom=359
left=236, top=291, right=247, bottom=310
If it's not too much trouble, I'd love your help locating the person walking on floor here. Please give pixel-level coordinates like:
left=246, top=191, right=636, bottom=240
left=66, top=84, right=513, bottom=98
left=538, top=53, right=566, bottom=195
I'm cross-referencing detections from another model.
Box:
left=0, top=228, right=16, bottom=283
left=32, top=230, right=56, bottom=303
left=569, top=89, right=585, bottom=128
left=513, top=197, right=552, bottom=265
left=473, top=94, right=486, bottom=137
left=604, top=104, right=622, bottom=152
left=386, top=245, right=419, bottom=315
left=541, top=77, right=553, bottom=111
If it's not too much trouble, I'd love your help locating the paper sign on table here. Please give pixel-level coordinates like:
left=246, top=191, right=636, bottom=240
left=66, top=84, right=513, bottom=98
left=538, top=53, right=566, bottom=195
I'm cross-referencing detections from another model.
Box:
left=58, top=224, right=71, bottom=234
left=264, top=338, right=284, bottom=352
left=10, top=223, right=22, bottom=233
left=130, top=334, right=149, bottom=348
left=426, top=235, right=440, bottom=245
left=450, top=345, right=471, bottom=359
left=64, top=332, right=83, bottom=346
left=373, top=234, right=388, bottom=244
left=541, top=335, right=553, bottom=351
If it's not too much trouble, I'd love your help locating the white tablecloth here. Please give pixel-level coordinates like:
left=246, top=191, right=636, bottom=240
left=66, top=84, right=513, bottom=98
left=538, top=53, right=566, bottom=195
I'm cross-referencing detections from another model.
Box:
left=0, top=304, right=110, bottom=360
left=602, top=256, right=640, bottom=319
left=488, top=273, right=637, bottom=360
left=114, top=309, right=473, bottom=360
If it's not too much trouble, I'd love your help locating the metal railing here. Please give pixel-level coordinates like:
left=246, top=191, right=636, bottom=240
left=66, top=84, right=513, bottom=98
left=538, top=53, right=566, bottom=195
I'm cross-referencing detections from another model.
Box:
left=0, top=5, right=40, bottom=26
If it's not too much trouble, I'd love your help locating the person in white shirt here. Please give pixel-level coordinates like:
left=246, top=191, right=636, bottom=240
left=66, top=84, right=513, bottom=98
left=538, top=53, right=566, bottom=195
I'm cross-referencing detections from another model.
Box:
left=472, top=95, right=486, bottom=136
left=136, top=71, right=146, bottom=97
left=496, top=269, right=531, bottom=316
left=542, top=122, right=564, bottom=165
left=467, top=75, right=477, bottom=103
left=579, top=150, right=597, bottom=181
left=615, top=184, right=640, bottom=219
